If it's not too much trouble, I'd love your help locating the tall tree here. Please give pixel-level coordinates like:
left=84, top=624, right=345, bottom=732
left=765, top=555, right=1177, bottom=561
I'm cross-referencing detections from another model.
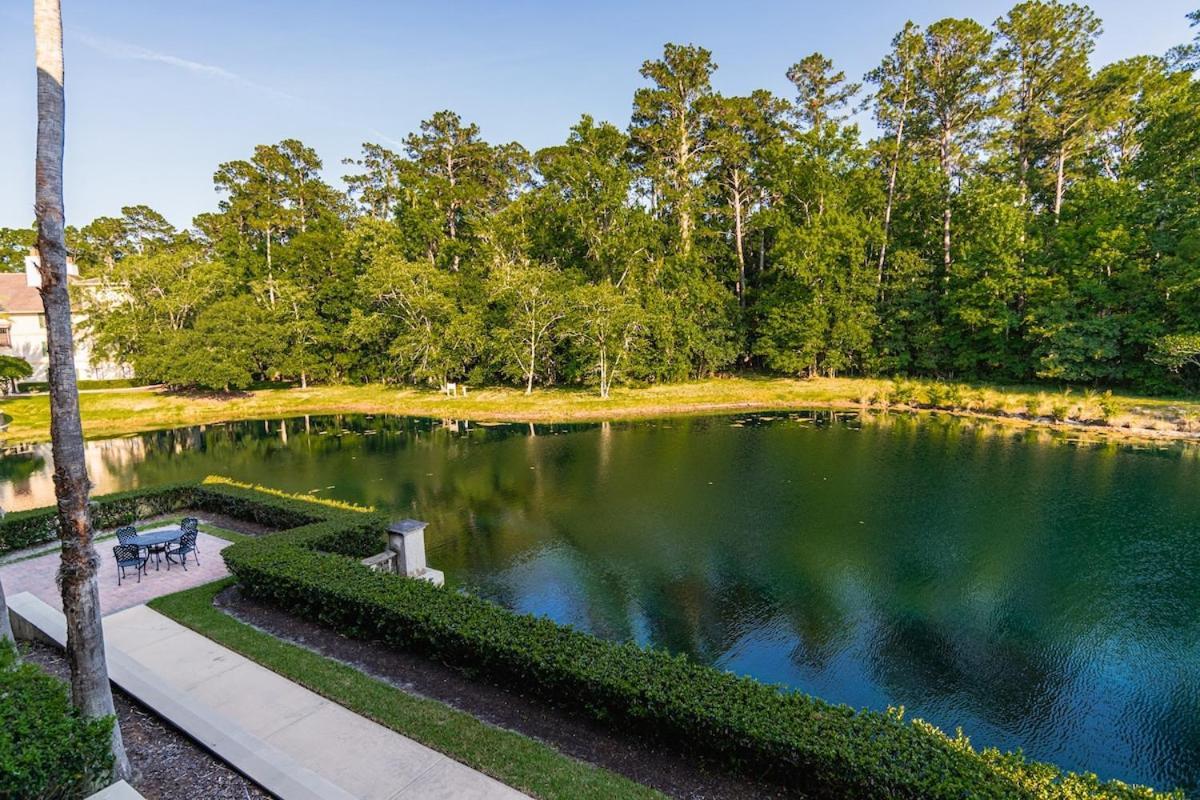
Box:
left=868, top=21, right=924, bottom=285
left=786, top=52, right=861, bottom=131
left=996, top=1, right=1102, bottom=219
left=32, top=0, right=130, bottom=780
left=531, top=116, right=654, bottom=285
left=1088, top=56, right=1170, bottom=181
left=213, top=139, right=339, bottom=305
left=708, top=91, right=784, bottom=305
left=630, top=43, right=717, bottom=257
left=1167, top=9, right=1200, bottom=72
left=911, top=18, right=997, bottom=283
left=402, top=111, right=526, bottom=272
left=342, top=142, right=406, bottom=220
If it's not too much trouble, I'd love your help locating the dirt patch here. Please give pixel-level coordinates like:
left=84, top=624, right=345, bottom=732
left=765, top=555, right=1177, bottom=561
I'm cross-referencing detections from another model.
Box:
left=216, top=585, right=795, bottom=800
left=22, top=640, right=270, bottom=800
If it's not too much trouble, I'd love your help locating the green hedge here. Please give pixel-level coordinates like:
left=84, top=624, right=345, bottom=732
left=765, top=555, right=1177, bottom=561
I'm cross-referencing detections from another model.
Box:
left=0, top=642, right=114, bottom=799
left=0, top=478, right=382, bottom=556
left=3, top=479, right=1174, bottom=798
left=0, top=483, right=198, bottom=554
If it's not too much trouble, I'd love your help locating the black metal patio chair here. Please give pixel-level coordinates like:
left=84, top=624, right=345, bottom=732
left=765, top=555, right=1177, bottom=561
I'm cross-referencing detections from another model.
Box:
left=116, top=524, right=155, bottom=569
left=112, top=543, right=146, bottom=585
left=166, top=529, right=199, bottom=570
left=180, top=517, right=199, bottom=554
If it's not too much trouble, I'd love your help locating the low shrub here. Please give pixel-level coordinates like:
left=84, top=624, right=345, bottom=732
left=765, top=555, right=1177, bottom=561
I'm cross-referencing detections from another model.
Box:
left=891, top=379, right=917, bottom=406
left=1098, top=390, right=1117, bottom=421
left=0, top=642, right=114, bottom=799
left=925, top=382, right=947, bottom=408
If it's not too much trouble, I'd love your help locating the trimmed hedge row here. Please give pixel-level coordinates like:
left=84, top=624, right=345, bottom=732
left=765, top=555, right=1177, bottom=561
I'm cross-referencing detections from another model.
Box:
left=0, top=483, right=198, bottom=553
left=3, top=479, right=1173, bottom=798
left=0, top=477, right=383, bottom=557
left=0, top=642, right=114, bottom=799
left=207, top=480, right=1171, bottom=799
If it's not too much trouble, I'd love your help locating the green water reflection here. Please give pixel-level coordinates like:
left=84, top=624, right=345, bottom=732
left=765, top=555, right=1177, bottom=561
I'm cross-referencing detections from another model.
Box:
left=1, top=411, right=1197, bottom=791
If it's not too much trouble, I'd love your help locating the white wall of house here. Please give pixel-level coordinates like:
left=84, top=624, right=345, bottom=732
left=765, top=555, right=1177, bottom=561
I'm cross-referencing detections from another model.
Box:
left=2, top=311, right=126, bottom=381
left=0, top=253, right=131, bottom=383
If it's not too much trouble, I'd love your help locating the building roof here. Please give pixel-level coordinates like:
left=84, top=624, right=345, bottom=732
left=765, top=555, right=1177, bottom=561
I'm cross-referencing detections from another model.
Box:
left=0, top=273, right=46, bottom=314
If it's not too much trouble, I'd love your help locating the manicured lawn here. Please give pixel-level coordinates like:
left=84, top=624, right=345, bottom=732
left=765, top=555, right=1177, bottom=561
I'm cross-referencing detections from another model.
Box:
left=149, top=578, right=663, bottom=800
left=3, top=375, right=1200, bottom=444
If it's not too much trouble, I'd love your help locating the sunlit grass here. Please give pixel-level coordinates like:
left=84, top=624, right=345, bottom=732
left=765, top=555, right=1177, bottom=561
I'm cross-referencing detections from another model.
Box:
left=1, top=375, right=1198, bottom=445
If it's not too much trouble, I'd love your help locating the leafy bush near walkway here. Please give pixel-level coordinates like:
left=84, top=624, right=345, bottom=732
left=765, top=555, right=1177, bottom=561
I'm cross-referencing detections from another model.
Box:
left=1, top=477, right=1178, bottom=798
left=0, top=642, right=114, bottom=799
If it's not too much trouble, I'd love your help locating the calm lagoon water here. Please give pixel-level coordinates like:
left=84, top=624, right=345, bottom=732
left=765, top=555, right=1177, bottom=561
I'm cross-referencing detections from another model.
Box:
left=2, top=411, right=1198, bottom=792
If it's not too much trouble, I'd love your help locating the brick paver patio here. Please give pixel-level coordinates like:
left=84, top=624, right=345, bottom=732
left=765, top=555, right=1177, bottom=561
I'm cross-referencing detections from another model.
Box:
left=0, top=526, right=232, bottom=616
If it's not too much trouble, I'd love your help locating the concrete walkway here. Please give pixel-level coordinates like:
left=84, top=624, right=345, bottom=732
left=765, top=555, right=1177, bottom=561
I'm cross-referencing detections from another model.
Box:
left=10, top=593, right=528, bottom=800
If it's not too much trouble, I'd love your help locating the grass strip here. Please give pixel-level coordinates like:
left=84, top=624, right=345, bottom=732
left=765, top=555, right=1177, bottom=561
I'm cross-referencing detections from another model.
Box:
left=2, top=376, right=1197, bottom=445
left=148, top=578, right=663, bottom=800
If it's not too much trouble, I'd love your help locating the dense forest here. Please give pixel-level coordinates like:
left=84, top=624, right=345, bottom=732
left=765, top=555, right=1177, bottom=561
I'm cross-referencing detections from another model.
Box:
left=3, top=2, right=1199, bottom=394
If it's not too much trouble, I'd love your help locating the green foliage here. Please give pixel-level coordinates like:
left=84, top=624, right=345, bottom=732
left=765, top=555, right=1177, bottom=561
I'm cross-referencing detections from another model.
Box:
left=0, top=356, right=33, bottom=382
left=76, top=12, right=1200, bottom=398
left=891, top=379, right=918, bottom=405
left=0, top=641, right=114, bottom=799
left=1149, top=333, right=1200, bottom=372
left=0, top=226, right=36, bottom=273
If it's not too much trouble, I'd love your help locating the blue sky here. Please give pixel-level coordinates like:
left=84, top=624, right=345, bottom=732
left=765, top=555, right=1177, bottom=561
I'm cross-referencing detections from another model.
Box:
left=1, top=1, right=1195, bottom=229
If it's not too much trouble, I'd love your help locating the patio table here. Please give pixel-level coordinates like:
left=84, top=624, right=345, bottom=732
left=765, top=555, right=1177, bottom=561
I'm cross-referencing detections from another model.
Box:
left=131, top=529, right=181, bottom=571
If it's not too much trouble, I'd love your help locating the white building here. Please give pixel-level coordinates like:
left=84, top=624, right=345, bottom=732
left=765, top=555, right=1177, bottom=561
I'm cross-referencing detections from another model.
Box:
left=0, top=249, right=128, bottom=382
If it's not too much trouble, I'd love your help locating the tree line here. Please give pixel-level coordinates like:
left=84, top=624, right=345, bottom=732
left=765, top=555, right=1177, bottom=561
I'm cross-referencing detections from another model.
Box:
left=4, top=2, right=1199, bottom=395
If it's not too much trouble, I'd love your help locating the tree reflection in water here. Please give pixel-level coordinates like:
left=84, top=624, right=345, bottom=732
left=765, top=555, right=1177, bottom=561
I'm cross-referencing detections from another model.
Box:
left=1, top=411, right=1198, bottom=791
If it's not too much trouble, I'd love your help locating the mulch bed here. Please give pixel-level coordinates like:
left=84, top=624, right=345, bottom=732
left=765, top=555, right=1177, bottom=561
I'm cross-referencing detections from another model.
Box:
left=217, top=585, right=796, bottom=800
left=22, top=640, right=270, bottom=800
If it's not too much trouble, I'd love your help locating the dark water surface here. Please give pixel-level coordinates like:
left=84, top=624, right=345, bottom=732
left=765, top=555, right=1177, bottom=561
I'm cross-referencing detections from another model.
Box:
left=2, top=411, right=1198, bottom=792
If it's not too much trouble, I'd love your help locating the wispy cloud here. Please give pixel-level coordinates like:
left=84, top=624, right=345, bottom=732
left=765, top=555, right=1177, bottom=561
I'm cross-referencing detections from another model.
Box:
left=66, top=26, right=408, bottom=163
left=71, top=30, right=295, bottom=102
left=366, top=127, right=407, bottom=150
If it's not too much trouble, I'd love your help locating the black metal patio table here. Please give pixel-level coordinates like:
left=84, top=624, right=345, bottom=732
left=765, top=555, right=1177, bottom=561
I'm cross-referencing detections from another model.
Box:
left=130, top=529, right=181, bottom=571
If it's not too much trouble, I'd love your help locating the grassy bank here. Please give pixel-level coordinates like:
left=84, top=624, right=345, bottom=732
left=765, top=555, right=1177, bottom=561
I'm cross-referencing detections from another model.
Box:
left=2, top=376, right=1200, bottom=445
left=149, top=579, right=661, bottom=800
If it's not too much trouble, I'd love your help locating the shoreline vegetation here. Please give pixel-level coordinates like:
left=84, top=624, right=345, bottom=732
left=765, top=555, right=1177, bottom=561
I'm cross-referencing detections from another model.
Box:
left=3, top=376, right=1200, bottom=447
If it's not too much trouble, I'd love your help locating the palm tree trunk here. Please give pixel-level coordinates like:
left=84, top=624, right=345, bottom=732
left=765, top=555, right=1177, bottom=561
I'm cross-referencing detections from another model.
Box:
left=0, top=574, right=13, bottom=646
left=33, top=0, right=130, bottom=781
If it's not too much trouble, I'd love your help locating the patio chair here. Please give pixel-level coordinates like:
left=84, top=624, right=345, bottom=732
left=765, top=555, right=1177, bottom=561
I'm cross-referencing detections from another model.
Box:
left=116, top=524, right=157, bottom=569
left=112, top=543, right=146, bottom=585
left=166, top=530, right=199, bottom=570
left=180, top=517, right=199, bottom=553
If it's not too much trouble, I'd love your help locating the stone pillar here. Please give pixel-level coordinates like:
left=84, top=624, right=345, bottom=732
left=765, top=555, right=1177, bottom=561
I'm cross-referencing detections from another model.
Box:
left=387, top=519, right=444, bottom=587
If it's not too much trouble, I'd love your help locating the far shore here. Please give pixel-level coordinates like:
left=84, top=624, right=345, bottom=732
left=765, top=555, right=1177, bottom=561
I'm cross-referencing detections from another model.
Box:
left=2, top=376, right=1200, bottom=448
